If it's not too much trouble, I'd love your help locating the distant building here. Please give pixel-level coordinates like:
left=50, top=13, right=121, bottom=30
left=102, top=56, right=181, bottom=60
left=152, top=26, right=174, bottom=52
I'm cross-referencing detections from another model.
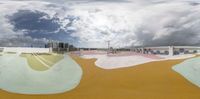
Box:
left=47, top=42, right=77, bottom=53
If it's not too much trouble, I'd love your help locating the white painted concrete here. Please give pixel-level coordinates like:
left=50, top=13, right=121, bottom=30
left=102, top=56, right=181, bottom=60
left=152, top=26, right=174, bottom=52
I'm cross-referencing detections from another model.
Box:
left=82, top=55, right=155, bottom=69
left=157, top=54, right=195, bottom=60
left=172, top=57, right=200, bottom=87
left=0, top=47, right=50, bottom=53
left=82, top=54, right=195, bottom=69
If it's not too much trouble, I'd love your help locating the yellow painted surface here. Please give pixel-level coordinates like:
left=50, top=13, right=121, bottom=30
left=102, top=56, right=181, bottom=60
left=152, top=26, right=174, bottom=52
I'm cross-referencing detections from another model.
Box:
left=21, top=53, right=64, bottom=71
left=39, top=53, right=64, bottom=66
left=5, top=52, right=16, bottom=54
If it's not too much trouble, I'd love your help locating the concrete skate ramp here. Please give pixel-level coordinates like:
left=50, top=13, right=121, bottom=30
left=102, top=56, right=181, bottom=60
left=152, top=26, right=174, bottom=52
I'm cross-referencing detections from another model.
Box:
left=172, top=57, right=200, bottom=87
left=0, top=54, right=82, bottom=94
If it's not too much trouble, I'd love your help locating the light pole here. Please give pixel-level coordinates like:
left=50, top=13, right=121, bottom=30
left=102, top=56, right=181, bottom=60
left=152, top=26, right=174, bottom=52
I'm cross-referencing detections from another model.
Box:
left=48, top=40, right=51, bottom=53
left=107, top=40, right=110, bottom=55
left=67, top=43, right=69, bottom=52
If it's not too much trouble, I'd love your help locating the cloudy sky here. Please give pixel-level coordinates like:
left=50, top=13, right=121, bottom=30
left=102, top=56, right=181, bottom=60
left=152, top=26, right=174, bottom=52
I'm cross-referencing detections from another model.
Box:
left=0, top=0, right=200, bottom=48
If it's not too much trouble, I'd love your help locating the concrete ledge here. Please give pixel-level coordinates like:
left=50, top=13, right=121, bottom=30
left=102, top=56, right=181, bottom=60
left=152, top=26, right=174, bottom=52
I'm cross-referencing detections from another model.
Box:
left=0, top=47, right=50, bottom=53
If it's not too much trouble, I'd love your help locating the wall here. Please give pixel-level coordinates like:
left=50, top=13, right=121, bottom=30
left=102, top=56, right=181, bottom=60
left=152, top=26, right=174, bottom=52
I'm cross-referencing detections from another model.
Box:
left=0, top=47, right=50, bottom=53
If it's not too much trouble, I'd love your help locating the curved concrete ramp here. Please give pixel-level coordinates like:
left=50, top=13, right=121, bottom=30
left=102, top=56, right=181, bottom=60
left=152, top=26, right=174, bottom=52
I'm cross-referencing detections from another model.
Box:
left=172, top=57, right=200, bottom=87
left=0, top=54, right=82, bottom=94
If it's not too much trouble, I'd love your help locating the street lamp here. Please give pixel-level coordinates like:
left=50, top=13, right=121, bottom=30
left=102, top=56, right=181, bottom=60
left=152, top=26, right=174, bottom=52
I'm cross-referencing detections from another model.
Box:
left=107, top=40, right=110, bottom=55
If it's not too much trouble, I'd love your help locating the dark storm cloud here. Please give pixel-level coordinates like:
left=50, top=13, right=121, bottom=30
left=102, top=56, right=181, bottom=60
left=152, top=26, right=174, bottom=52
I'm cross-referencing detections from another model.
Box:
left=0, top=36, right=47, bottom=47
left=189, top=2, right=200, bottom=6
left=135, top=27, right=200, bottom=47
left=8, top=10, right=60, bottom=33
left=7, top=9, right=78, bottom=43
left=134, top=15, right=200, bottom=47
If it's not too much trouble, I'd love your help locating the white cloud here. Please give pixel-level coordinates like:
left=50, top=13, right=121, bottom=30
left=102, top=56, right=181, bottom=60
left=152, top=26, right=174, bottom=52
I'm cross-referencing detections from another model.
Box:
left=0, top=0, right=200, bottom=47
left=62, top=0, right=200, bottom=48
